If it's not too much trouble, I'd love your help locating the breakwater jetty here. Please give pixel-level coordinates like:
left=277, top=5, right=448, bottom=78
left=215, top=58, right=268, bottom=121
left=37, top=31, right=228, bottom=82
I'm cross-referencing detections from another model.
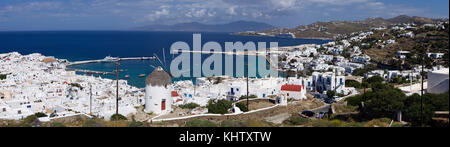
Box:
left=66, top=56, right=156, bottom=66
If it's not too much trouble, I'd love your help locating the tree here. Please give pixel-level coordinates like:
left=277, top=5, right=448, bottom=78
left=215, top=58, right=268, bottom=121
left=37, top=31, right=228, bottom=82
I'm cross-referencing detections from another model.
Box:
left=34, top=112, right=47, bottom=118
left=345, top=80, right=361, bottom=88
left=207, top=99, right=233, bottom=114
left=346, top=83, right=406, bottom=119
left=365, top=76, right=384, bottom=85
left=364, top=85, right=406, bottom=118
left=403, top=94, right=434, bottom=126
left=236, top=102, right=248, bottom=112
left=352, top=64, right=379, bottom=76
left=326, top=90, right=336, bottom=99
left=403, top=92, right=449, bottom=126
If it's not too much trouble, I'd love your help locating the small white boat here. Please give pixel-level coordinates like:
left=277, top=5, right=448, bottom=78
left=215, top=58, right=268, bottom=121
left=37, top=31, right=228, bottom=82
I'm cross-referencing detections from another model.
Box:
left=138, top=74, right=146, bottom=78
left=104, top=56, right=119, bottom=61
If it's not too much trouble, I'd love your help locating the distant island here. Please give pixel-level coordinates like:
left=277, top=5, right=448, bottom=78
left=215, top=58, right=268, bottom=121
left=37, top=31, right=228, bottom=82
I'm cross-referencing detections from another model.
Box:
left=134, top=20, right=275, bottom=33
left=234, top=15, right=448, bottom=40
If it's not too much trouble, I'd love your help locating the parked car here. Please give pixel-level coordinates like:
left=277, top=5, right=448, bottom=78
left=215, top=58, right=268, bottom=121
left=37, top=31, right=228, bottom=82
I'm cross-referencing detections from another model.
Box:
left=301, top=110, right=316, bottom=117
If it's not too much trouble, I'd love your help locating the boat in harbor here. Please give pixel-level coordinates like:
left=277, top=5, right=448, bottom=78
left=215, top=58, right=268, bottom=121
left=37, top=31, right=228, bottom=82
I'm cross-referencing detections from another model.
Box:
left=138, top=74, right=146, bottom=78
left=104, top=56, right=119, bottom=61
left=125, top=75, right=130, bottom=79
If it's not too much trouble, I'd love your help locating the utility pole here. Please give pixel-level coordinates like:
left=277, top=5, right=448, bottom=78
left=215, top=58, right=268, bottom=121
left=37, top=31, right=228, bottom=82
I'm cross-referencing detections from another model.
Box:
left=194, top=82, right=196, bottom=99
left=421, top=49, right=424, bottom=127
left=420, top=44, right=430, bottom=127
left=90, top=83, right=92, bottom=115
left=334, top=68, right=337, bottom=98
left=246, top=63, right=249, bottom=110
left=115, top=61, right=120, bottom=121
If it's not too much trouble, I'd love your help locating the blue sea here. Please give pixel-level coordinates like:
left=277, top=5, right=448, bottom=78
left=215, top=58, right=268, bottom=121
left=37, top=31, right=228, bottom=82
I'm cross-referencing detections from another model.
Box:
left=0, top=31, right=330, bottom=88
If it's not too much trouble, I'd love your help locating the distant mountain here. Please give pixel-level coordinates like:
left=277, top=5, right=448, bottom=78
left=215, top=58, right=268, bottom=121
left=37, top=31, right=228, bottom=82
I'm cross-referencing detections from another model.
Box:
left=235, top=15, right=445, bottom=40
left=135, top=21, right=275, bottom=33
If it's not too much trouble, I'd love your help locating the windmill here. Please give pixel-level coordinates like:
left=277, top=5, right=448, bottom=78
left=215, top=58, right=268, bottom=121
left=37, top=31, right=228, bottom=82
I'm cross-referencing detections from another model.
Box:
left=152, top=48, right=171, bottom=76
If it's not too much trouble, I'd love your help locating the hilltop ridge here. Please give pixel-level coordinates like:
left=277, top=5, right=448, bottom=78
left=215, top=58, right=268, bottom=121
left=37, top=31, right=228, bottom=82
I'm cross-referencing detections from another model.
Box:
left=235, top=15, right=446, bottom=40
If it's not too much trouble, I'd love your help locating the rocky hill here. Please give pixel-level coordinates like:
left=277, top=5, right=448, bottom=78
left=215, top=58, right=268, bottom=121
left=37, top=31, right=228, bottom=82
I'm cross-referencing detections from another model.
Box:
left=235, top=15, right=444, bottom=40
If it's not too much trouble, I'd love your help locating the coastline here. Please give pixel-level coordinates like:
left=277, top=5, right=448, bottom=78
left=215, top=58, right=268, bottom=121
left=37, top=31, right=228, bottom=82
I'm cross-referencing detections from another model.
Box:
left=231, top=33, right=334, bottom=41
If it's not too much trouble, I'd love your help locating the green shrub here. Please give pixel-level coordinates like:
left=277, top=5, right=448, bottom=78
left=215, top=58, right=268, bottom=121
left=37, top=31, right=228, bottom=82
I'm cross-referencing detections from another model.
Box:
left=345, top=80, right=361, bottom=88
left=311, top=119, right=331, bottom=127
left=129, top=120, right=145, bottom=127
left=128, top=116, right=146, bottom=127
left=83, top=119, right=103, bottom=127
left=366, top=76, right=384, bottom=85
left=179, top=103, right=200, bottom=109
left=207, top=99, right=232, bottom=114
left=378, top=118, right=392, bottom=124
left=352, top=64, right=379, bottom=76
left=51, top=122, right=66, bottom=127
left=239, top=95, right=257, bottom=100
left=34, top=112, right=47, bottom=118
left=328, top=120, right=345, bottom=127
left=284, top=116, right=310, bottom=125
left=326, top=90, right=336, bottom=98
left=220, top=120, right=249, bottom=127
left=236, top=103, right=248, bottom=112
left=110, top=114, right=128, bottom=121
left=20, top=115, right=40, bottom=127
left=185, top=119, right=217, bottom=127
left=0, top=74, right=7, bottom=80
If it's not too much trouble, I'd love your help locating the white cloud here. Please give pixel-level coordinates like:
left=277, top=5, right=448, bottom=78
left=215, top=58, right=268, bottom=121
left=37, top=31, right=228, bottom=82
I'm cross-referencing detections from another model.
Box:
left=252, top=11, right=263, bottom=18
left=147, top=8, right=170, bottom=21
left=227, top=6, right=237, bottom=15
left=0, top=0, right=442, bottom=28
left=309, top=0, right=368, bottom=5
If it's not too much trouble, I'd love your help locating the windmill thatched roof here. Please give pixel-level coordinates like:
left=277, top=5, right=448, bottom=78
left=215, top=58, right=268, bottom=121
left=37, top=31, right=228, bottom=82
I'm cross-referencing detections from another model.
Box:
left=145, top=66, right=171, bottom=87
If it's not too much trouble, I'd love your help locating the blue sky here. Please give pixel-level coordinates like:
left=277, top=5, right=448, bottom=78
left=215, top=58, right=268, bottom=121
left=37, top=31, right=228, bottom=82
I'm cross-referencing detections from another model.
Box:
left=0, top=0, right=448, bottom=30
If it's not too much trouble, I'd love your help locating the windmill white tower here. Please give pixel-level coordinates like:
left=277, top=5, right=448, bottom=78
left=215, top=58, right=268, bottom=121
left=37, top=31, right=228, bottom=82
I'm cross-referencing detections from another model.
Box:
left=144, top=66, right=172, bottom=114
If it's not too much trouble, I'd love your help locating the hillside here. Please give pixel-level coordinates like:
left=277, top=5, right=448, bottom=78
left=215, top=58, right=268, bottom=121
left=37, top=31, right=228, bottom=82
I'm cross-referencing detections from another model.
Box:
left=235, top=15, right=444, bottom=40
left=364, top=23, right=449, bottom=67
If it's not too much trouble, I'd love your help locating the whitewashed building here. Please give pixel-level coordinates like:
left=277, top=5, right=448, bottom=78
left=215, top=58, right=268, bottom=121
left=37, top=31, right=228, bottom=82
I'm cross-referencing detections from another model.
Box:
left=427, top=68, right=449, bottom=94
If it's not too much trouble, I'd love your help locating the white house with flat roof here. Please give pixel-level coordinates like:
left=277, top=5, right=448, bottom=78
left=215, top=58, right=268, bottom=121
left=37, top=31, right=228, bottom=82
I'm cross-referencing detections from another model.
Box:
left=427, top=68, right=449, bottom=94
